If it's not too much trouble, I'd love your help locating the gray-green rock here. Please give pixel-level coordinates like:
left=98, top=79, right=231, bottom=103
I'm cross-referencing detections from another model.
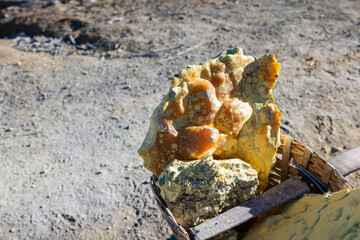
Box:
left=156, top=156, right=258, bottom=228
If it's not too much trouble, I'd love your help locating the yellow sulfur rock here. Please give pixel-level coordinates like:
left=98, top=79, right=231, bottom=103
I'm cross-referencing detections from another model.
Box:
left=243, top=189, right=360, bottom=240
left=156, top=156, right=258, bottom=229
left=138, top=48, right=281, bottom=191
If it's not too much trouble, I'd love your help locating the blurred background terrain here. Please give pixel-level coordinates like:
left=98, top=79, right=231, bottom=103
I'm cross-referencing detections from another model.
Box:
left=0, top=0, right=359, bottom=239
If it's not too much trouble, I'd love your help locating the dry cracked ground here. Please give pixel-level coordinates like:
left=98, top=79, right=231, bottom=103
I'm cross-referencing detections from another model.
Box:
left=0, top=0, right=359, bottom=239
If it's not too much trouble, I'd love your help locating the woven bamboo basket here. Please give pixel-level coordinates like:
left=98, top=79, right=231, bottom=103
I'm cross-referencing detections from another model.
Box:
left=150, top=134, right=355, bottom=240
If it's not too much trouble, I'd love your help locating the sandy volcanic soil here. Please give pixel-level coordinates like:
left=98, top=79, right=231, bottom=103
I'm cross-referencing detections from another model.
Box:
left=0, top=0, right=359, bottom=239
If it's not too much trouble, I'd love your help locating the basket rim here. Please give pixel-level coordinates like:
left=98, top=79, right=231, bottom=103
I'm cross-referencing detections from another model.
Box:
left=274, top=135, right=354, bottom=191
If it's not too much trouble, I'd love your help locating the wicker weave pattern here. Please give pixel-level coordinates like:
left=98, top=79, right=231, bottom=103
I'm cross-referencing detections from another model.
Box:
left=150, top=135, right=354, bottom=240
left=270, top=135, right=354, bottom=191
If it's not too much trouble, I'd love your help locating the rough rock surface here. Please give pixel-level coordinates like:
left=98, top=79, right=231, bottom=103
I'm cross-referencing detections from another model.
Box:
left=139, top=48, right=281, bottom=192
left=156, top=156, right=258, bottom=228
left=243, top=189, right=360, bottom=240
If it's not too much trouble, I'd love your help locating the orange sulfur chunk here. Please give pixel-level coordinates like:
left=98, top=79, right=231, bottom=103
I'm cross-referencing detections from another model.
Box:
left=214, top=97, right=252, bottom=136
left=164, top=82, right=189, bottom=119
left=208, top=62, right=233, bottom=102
left=259, top=54, right=280, bottom=85
left=178, top=125, right=219, bottom=160
left=184, top=79, right=221, bottom=125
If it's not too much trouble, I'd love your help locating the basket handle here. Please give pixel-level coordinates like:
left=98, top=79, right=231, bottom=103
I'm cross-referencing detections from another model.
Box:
left=327, top=146, right=360, bottom=177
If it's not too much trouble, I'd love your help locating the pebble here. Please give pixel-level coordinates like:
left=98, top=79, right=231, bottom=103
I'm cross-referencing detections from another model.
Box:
left=106, top=17, right=122, bottom=25
left=221, top=26, right=231, bottom=32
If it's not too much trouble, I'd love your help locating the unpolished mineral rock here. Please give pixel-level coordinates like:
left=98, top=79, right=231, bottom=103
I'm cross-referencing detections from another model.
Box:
left=243, top=189, right=360, bottom=240
left=139, top=48, right=281, bottom=192
left=156, top=156, right=258, bottom=229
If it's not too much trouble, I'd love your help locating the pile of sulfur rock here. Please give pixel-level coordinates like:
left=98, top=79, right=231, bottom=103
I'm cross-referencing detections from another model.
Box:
left=138, top=48, right=282, bottom=229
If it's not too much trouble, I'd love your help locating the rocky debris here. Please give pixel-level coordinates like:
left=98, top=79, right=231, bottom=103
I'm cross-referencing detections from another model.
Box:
left=11, top=33, right=64, bottom=54
left=0, top=0, right=46, bottom=10
left=5, top=32, right=120, bottom=57
left=0, top=0, right=145, bottom=51
left=157, top=156, right=258, bottom=229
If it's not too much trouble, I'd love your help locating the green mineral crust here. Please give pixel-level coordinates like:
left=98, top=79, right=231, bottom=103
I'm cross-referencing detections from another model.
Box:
left=156, top=155, right=259, bottom=228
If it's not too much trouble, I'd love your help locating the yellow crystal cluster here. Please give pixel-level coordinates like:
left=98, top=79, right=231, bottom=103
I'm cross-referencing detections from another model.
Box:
left=138, top=48, right=281, bottom=191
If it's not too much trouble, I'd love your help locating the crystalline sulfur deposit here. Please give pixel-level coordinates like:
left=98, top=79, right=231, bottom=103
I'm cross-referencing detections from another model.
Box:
left=243, top=189, right=360, bottom=240
left=156, top=156, right=258, bottom=228
left=138, top=48, right=281, bottom=191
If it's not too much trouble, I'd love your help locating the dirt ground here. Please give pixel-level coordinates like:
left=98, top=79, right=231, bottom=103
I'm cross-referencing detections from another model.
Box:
left=0, top=0, right=359, bottom=239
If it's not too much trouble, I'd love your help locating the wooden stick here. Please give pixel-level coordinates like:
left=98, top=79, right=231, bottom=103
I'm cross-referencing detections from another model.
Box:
left=131, top=44, right=184, bottom=57
left=20, top=85, right=37, bottom=95
left=157, top=44, right=202, bottom=62
left=69, top=35, right=76, bottom=45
